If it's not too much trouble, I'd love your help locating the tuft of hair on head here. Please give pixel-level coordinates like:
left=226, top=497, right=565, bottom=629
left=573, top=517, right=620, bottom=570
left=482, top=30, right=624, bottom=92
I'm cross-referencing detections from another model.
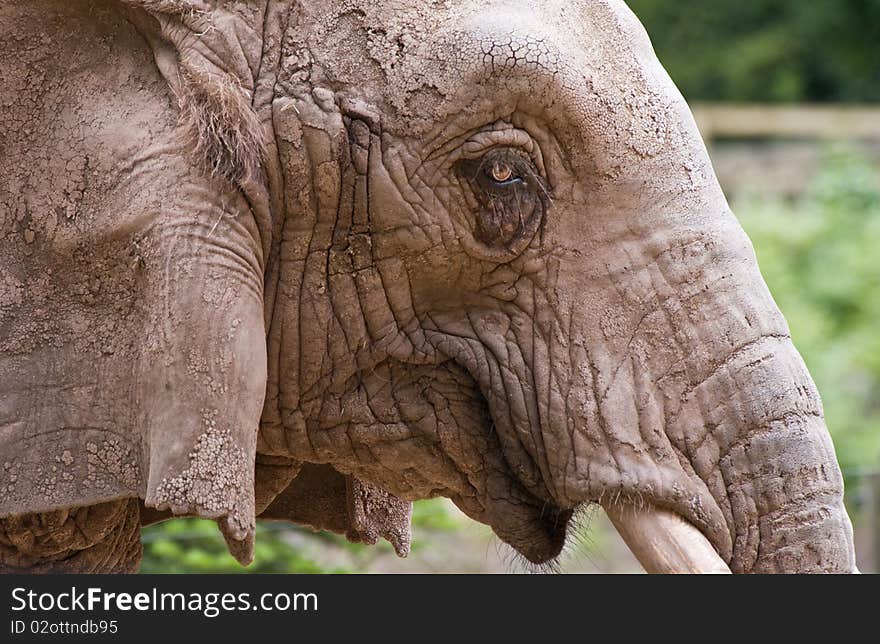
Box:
left=122, top=0, right=208, bottom=21
left=174, top=62, right=267, bottom=186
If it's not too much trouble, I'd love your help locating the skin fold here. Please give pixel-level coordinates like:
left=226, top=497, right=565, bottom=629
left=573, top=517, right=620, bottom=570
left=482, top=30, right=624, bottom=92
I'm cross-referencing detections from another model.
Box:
left=0, top=0, right=857, bottom=573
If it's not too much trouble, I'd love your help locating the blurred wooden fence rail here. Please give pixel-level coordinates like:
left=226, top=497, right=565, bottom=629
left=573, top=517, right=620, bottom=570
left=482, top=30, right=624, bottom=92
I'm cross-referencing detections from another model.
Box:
left=692, top=103, right=880, bottom=141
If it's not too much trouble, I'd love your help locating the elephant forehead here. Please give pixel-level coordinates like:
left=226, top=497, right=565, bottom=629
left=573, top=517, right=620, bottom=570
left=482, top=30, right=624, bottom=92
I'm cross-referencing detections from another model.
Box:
left=288, top=0, right=656, bottom=108
left=276, top=0, right=700, bottom=190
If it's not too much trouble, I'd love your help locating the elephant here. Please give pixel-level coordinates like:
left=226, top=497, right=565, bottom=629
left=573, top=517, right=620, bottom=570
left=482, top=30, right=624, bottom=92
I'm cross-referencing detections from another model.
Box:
left=0, top=0, right=858, bottom=574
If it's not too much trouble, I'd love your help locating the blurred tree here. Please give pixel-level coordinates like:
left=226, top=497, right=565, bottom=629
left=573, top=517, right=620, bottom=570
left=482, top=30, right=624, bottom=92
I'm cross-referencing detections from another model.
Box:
left=628, top=0, right=880, bottom=103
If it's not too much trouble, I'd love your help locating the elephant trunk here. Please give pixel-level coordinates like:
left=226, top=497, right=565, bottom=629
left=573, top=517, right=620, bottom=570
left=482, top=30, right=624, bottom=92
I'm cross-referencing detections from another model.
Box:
left=602, top=338, right=858, bottom=573
left=591, top=254, right=858, bottom=573
left=540, top=216, right=858, bottom=573
left=664, top=334, right=857, bottom=573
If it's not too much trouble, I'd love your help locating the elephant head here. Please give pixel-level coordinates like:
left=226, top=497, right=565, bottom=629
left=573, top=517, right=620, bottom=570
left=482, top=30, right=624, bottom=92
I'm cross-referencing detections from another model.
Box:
left=0, top=0, right=857, bottom=573
left=250, top=0, right=857, bottom=573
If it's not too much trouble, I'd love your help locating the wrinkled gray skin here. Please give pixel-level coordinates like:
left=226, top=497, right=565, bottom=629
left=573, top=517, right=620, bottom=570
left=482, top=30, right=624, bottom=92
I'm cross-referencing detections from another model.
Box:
left=0, top=0, right=857, bottom=573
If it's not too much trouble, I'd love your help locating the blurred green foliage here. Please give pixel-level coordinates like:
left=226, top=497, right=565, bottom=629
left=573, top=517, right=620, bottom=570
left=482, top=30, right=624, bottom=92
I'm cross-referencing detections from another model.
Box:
left=628, top=0, right=880, bottom=102
left=140, top=519, right=346, bottom=573
left=140, top=498, right=462, bottom=573
left=735, top=148, right=880, bottom=477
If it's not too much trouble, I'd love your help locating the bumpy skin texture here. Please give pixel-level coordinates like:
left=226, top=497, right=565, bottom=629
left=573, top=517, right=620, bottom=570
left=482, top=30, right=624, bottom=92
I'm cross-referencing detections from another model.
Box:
left=0, top=500, right=142, bottom=574
left=0, top=0, right=857, bottom=573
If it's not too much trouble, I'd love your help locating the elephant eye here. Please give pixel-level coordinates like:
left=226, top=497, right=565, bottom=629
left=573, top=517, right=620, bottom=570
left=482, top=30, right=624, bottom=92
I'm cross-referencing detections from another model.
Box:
left=456, top=148, right=548, bottom=251
left=462, top=148, right=540, bottom=194
left=487, top=160, right=520, bottom=186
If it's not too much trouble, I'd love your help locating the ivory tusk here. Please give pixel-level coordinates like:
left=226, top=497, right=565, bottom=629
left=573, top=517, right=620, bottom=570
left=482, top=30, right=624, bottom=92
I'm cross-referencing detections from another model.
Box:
left=604, top=503, right=732, bottom=574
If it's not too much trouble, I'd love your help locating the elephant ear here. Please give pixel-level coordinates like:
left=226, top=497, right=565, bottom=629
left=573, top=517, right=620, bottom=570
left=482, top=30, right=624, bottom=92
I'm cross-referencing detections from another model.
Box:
left=0, top=0, right=273, bottom=565
left=122, top=0, right=277, bottom=565
left=258, top=463, right=413, bottom=557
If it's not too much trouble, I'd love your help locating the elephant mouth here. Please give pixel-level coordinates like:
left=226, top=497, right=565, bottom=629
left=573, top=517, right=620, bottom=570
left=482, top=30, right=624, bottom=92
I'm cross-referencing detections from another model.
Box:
left=510, top=499, right=730, bottom=572
left=444, top=353, right=733, bottom=571
left=500, top=499, right=574, bottom=565
left=488, top=474, right=730, bottom=571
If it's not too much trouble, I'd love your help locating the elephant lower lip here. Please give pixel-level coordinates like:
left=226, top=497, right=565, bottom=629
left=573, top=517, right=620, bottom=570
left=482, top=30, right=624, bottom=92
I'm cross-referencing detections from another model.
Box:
left=508, top=504, right=573, bottom=565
